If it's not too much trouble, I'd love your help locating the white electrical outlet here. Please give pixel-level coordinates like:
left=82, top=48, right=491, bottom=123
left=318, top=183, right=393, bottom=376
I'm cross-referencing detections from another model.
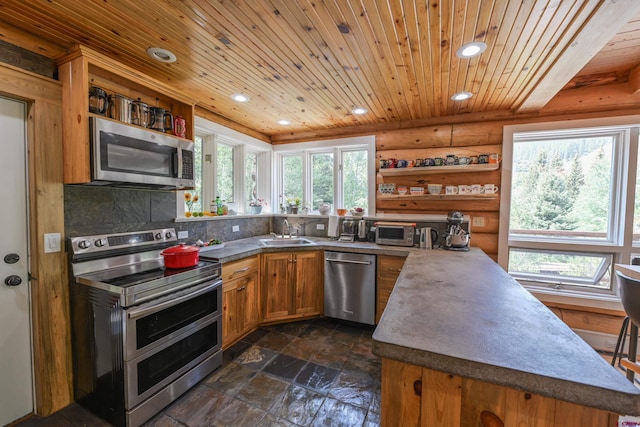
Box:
left=232, top=225, right=240, bottom=232
left=177, top=231, right=188, bottom=239
left=472, top=216, right=485, bottom=227
left=44, top=233, right=61, bottom=253
left=317, top=224, right=325, bottom=230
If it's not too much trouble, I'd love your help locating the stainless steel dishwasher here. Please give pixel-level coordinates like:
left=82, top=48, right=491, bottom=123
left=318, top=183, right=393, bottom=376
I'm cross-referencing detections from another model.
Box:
left=324, top=251, right=376, bottom=325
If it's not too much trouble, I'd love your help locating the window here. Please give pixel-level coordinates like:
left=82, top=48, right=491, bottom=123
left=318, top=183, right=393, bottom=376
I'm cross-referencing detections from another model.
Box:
left=177, top=116, right=271, bottom=216
left=274, top=136, right=376, bottom=214
left=500, top=118, right=640, bottom=305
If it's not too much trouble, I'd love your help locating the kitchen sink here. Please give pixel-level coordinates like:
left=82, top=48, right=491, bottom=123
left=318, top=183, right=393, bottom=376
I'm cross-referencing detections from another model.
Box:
left=259, top=237, right=316, bottom=247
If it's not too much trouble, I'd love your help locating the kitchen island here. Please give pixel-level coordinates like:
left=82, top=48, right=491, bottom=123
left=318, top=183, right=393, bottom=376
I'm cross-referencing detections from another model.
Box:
left=372, top=248, right=640, bottom=426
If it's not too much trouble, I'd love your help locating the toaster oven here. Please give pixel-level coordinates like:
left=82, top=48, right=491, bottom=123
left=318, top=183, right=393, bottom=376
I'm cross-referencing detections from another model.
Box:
left=375, top=222, right=416, bottom=247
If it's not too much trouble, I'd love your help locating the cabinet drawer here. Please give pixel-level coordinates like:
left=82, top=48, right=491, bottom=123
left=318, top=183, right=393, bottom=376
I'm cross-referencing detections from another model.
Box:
left=377, top=255, right=406, bottom=280
left=222, top=255, right=259, bottom=282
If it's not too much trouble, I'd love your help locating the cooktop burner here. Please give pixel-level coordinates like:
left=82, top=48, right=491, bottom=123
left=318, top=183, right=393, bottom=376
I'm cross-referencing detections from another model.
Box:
left=69, top=229, right=222, bottom=306
left=90, top=260, right=215, bottom=288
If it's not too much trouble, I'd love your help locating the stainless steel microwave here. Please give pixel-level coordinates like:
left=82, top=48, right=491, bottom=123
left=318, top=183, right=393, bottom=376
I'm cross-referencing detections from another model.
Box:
left=89, top=117, right=194, bottom=190
left=375, top=222, right=416, bottom=247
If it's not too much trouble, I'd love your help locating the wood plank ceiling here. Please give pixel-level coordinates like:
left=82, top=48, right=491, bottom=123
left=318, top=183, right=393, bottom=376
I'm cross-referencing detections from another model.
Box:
left=0, top=0, right=639, bottom=141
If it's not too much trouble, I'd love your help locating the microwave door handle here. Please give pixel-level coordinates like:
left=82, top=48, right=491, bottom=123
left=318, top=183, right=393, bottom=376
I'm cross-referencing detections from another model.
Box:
left=173, top=150, right=181, bottom=178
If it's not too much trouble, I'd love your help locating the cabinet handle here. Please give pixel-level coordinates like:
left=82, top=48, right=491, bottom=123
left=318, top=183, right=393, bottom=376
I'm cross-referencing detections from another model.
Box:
left=234, top=267, right=250, bottom=274
left=389, top=268, right=402, bottom=272
left=237, top=286, right=246, bottom=291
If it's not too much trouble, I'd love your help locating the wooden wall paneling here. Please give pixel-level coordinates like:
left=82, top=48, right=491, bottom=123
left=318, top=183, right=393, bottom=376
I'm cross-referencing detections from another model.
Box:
left=376, top=145, right=503, bottom=172
left=0, top=62, right=71, bottom=416
left=58, top=55, right=90, bottom=184
left=422, top=368, right=462, bottom=426
left=560, top=309, right=625, bottom=336
left=503, top=388, right=556, bottom=426
left=469, top=233, right=499, bottom=256
left=467, top=211, right=500, bottom=234
left=552, top=399, right=616, bottom=427
left=376, top=198, right=500, bottom=214
left=460, top=376, right=507, bottom=426
left=451, top=123, right=504, bottom=146
left=376, top=125, right=453, bottom=150
left=381, top=359, right=422, bottom=427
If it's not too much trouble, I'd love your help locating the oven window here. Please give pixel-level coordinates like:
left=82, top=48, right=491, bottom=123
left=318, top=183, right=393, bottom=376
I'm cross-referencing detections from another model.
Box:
left=136, top=286, right=219, bottom=349
left=137, top=320, right=219, bottom=395
left=379, top=227, right=404, bottom=240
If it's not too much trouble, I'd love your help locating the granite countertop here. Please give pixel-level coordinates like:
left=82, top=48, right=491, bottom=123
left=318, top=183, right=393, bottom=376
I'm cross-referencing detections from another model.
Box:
left=372, top=248, right=640, bottom=416
left=197, top=235, right=412, bottom=263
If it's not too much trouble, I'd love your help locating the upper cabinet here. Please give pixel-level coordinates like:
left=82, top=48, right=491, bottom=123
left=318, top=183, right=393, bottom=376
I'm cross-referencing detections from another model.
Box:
left=57, top=45, right=196, bottom=184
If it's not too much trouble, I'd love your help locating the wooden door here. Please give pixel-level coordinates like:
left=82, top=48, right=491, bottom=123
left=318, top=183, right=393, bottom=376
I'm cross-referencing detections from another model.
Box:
left=262, top=252, right=293, bottom=321
left=294, top=251, right=323, bottom=316
left=240, top=272, right=260, bottom=333
left=222, top=280, right=240, bottom=348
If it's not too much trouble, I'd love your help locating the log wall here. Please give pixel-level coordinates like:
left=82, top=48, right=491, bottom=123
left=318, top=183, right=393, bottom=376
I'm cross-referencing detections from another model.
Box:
left=375, top=123, right=503, bottom=259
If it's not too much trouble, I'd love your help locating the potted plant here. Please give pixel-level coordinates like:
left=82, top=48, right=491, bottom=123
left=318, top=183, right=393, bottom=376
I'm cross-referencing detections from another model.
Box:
left=287, top=197, right=301, bottom=214
left=248, top=198, right=267, bottom=214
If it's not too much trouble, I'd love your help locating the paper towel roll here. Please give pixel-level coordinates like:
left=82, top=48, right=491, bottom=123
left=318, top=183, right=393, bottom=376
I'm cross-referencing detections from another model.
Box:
left=327, top=215, right=339, bottom=237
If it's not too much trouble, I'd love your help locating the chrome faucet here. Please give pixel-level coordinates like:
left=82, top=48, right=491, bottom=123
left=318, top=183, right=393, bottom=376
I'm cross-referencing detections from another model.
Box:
left=282, top=219, right=290, bottom=238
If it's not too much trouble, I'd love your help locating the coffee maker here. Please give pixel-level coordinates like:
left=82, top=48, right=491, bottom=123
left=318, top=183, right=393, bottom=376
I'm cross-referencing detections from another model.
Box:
left=339, top=218, right=356, bottom=242
left=444, top=211, right=470, bottom=251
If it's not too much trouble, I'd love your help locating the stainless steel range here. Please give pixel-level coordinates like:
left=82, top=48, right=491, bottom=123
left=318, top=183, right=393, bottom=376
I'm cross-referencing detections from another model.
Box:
left=68, top=228, right=222, bottom=427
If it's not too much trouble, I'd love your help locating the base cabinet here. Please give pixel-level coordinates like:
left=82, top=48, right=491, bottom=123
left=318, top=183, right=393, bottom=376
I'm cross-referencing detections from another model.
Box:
left=262, top=250, right=323, bottom=323
left=376, top=255, right=406, bottom=323
left=222, top=256, right=260, bottom=349
left=380, top=359, right=618, bottom=427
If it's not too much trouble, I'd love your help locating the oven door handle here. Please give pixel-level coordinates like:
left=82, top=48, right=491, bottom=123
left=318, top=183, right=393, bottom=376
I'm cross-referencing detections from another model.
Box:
left=127, top=279, right=221, bottom=320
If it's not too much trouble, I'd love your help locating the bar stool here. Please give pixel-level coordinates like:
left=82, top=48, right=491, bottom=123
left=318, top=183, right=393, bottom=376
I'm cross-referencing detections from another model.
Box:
left=613, top=271, right=640, bottom=382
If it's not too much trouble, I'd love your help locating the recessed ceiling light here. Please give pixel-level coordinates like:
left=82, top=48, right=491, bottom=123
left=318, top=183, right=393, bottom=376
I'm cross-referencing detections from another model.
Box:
left=352, top=107, right=368, bottom=115
left=277, top=119, right=290, bottom=125
left=451, top=91, right=473, bottom=101
left=146, top=47, right=177, bottom=63
left=231, top=93, right=250, bottom=102
left=456, top=41, right=487, bottom=58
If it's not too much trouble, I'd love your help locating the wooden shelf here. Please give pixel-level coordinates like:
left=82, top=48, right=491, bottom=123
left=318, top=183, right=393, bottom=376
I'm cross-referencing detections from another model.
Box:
left=377, top=163, right=499, bottom=176
left=377, top=193, right=498, bottom=201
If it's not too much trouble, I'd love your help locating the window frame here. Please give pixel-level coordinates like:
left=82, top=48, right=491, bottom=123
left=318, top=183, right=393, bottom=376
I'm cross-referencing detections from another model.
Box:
left=272, top=135, right=376, bottom=214
left=499, top=116, right=640, bottom=310
left=176, top=116, right=271, bottom=217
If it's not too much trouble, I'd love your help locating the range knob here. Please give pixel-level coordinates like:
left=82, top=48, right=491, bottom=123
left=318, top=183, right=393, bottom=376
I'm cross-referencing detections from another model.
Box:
left=155, top=232, right=163, bottom=240
left=165, top=231, right=174, bottom=239
left=77, top=240, right=91, bottom=249
left=94, top=238, right=107, bottom=247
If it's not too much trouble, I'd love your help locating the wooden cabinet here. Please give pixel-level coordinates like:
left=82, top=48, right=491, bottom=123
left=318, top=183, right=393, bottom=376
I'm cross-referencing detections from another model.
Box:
left=222, top=256, right=260, bottom=348
left=380, top=359, right=618, bottom=427
left=262, top=250, right=323, bottom=323
left=56, top=44, right=195, bottom=184
left=376, top=255, right=406, bottom=323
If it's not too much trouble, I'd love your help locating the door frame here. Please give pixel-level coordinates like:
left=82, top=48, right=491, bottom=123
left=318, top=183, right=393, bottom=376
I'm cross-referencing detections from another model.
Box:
left=0, top=63, right=71, bottom=416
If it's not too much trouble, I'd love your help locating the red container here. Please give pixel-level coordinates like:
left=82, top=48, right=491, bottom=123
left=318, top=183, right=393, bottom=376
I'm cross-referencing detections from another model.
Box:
left=161, top=243, right=199, bottom=269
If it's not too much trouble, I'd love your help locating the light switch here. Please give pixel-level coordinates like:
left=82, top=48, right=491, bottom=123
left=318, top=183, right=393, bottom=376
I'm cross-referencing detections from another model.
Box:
left=232, top=225, right=240, bottom=232
left=177, top=231, right=189, bottom=239
left=317, top=224, right=325, bottom=230
left=472, top=216, right=485, bottom=227
left=44, top=233, right=61, bottom=253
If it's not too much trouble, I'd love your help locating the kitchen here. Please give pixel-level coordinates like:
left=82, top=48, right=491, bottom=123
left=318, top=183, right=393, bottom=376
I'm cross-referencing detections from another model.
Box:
left=2, top=1, right=640, bottom=426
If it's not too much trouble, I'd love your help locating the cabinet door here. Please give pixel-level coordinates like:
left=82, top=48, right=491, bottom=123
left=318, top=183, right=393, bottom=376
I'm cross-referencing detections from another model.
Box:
left=240, top=272, right=260, bottom=333
left=376, top=255, right=406, bottom=323
left=222, top=281, right=240, bottom=348
left=294, top=251, right=323, bottom=316
left=262, top=252, right=293, bottom=322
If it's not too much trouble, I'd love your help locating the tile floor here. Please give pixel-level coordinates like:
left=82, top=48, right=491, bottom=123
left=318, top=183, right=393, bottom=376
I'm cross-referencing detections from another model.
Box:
left=14, top=318, right=381, bottom=427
